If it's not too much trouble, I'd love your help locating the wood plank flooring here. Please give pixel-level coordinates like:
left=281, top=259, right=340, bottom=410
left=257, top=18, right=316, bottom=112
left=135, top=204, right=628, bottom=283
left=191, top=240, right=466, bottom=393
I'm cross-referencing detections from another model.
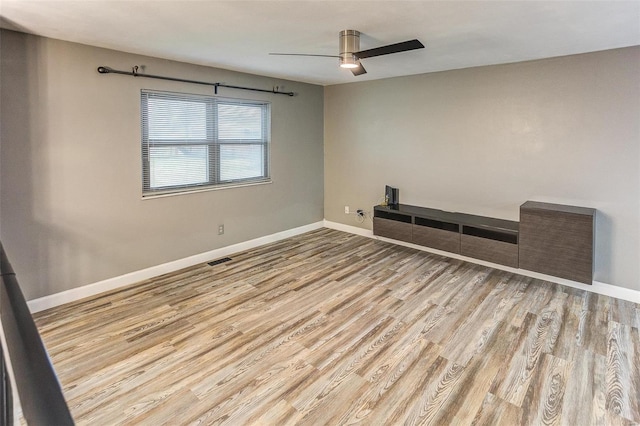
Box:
left=33, top=228, right=640, bottom=425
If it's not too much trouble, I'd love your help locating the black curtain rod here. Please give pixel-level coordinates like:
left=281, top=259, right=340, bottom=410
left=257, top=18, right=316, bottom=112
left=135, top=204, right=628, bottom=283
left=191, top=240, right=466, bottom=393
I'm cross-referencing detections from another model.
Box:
left=97, top=66, right=295, bottom=97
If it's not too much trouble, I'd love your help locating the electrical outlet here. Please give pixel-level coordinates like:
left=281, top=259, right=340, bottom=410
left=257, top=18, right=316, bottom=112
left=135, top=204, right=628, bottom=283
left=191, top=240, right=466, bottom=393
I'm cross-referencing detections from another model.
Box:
left=218, top=224, right=224, bottom=235
left=344, top=206, right=350, bottom=214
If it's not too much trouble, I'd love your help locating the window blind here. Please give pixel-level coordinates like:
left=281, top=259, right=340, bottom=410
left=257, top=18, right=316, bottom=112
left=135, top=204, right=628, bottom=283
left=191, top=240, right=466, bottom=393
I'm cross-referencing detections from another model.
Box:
left=141, top=90, right=270, bottom=196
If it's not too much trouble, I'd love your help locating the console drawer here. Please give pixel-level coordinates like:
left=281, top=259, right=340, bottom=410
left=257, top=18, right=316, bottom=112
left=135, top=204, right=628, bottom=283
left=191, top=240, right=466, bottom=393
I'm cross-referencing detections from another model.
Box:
left=373, top=217, right=412, bottom=243
left=412, top=224, right=460, bottom=253
left=461, top=234, right=518, bottom=267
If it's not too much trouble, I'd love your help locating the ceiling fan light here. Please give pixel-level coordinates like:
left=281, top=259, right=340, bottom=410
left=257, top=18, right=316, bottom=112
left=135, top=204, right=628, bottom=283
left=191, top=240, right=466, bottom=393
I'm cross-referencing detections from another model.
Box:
left=339, top=57, right=359, bottom=69
left=339, top=30, right=360, bottom=69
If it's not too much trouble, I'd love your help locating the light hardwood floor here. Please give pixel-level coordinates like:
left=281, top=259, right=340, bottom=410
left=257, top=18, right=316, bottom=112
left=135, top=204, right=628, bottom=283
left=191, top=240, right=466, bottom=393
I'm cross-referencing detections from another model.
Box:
left=34, top=228, right=640, bottom=425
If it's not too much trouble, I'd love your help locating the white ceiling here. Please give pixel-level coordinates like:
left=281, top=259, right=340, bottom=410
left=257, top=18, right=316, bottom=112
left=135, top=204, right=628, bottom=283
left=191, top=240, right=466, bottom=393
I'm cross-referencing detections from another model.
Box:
left=1, top=1, right=639, bottom=86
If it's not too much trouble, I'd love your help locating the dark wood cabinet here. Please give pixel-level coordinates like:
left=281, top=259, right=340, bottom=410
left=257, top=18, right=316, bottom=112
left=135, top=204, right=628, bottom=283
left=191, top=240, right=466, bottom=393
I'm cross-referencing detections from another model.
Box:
left=373, top=201, right=595, bottom=283
left=373, top=204, right=519, bottom=267
left=519, top=201, right=595, bottom=284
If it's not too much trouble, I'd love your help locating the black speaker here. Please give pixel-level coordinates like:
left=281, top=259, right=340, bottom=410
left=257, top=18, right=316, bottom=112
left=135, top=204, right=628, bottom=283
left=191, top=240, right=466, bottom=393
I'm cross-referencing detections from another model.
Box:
left=385, top=185, right=399, bottom=207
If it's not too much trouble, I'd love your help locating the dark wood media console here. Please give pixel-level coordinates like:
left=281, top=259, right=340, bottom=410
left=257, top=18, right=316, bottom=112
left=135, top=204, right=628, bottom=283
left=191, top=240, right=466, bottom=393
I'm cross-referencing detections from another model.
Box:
left=373, top=204, right=519, bottom=267
left=373, top=201, right=595, bottom=284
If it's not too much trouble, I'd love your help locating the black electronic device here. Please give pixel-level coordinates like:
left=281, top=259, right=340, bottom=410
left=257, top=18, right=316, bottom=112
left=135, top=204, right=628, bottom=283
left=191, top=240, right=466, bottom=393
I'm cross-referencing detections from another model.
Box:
left=385, top=185, right=399, bottom=207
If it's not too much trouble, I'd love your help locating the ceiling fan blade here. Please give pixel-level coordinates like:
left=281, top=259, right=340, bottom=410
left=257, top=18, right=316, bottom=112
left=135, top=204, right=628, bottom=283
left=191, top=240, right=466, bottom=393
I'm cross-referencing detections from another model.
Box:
left=354, top=39, right=424, bottom=59
left=269, top=53, right=339, bottom=58
left=351, top=63, right=367, bottom=76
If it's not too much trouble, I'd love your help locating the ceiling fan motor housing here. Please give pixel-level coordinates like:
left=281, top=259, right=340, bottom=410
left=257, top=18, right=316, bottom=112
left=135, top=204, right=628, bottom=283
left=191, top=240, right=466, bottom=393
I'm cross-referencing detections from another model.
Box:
left=339, top=30, right=360, bottom=68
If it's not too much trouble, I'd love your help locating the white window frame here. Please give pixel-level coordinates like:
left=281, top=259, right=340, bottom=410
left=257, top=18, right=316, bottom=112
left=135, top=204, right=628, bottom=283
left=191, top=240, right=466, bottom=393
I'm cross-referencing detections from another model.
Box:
left=141, top=90, right=271, bottom=197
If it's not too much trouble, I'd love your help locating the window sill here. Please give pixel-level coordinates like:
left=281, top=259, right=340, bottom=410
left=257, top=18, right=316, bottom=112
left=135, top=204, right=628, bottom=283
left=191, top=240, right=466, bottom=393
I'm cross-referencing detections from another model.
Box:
left=141, top=179, right=273, bottom=200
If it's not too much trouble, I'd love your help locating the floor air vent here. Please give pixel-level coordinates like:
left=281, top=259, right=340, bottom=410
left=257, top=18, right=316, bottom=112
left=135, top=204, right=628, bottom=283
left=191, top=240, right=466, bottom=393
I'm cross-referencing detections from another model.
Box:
left=208, top=257, right=232, bottom=266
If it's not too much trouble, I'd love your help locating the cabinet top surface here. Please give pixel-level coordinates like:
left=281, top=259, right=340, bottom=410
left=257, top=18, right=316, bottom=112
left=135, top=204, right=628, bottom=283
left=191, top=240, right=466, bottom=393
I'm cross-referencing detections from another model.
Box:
left=374, top=204, right=519, bottom=232
left=520, top=201, right=596, bottom=216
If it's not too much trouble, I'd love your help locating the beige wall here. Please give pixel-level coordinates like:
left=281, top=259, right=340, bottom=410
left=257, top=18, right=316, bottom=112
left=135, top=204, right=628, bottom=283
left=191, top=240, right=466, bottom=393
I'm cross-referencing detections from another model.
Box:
left=0, top=30, right=324, bottom=300
left=325, top=47, right=640, bottom=291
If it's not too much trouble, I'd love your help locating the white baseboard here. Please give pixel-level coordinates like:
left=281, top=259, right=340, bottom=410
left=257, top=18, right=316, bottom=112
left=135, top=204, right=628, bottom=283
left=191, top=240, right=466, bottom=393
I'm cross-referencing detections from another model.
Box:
left=27, top=221, right=325, bottom=313
left=323, top=220, right=640, bottom=304
left=322, top=219, right=373, bottom=237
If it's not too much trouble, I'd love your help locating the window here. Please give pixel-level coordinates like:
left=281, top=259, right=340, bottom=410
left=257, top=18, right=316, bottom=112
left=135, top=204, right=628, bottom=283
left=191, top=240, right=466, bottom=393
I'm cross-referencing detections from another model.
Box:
left=141, top=90, right=270, bottom=196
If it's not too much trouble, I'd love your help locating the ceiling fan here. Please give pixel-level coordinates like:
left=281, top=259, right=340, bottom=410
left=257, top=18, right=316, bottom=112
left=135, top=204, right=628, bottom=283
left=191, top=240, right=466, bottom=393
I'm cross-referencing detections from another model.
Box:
left=270, top=30, right=424, bottom=76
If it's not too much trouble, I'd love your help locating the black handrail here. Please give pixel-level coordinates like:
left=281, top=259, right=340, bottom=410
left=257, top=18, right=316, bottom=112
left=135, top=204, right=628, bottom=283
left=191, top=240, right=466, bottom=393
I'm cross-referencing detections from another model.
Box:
left=0, top=242, right=74, bottom=425
left=1, top=348, right=13, bottom=426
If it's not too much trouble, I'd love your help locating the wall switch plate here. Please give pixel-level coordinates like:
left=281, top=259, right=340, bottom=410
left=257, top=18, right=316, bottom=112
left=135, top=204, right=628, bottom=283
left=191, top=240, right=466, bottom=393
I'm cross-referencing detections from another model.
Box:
left=344, top=206, right=349, bottom=214
left=218, top=224, right=224, bottom=235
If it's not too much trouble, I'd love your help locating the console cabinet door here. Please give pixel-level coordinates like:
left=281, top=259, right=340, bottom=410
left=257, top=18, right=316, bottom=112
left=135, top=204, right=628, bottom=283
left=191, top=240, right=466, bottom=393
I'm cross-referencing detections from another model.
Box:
left=519, top=202, right=594, bottom=284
